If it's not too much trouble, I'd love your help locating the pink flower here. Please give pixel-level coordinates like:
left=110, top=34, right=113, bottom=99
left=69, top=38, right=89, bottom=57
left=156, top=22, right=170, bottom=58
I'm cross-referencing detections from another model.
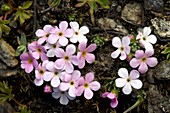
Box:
left=130, top=50, right=158, bottom=74
left=28, top=41, right=48, bottom=61
left=43, top=61, right=65, bottom=87
left=136, top=27, right=157, bottom=50
left=115, top=68, right=142, bottom=95
left=59, top=70, right=81, bottom=97
left=111, top=36, right=131, bottom=60
left=69, top=21, right=89, bottom=43
left=52, top=88, right=75, bottom=105
left=48, top=21, right=73, bottom=46
left=20, top=52, right=38, bottom=73
left=44, top=85, right=52, bottom=93
left=44, top=42, right=61, bottom=57
left=34, top=60, right=48, bottom=86
left=102, top=92, right=118, bottom=108
left=77, top=42, right=96, bottom=69
left=35, top=25, right=54, bottom=44
left=55, top=44, right=79, bottom=73
left=76, top=72, right=101, bottom=99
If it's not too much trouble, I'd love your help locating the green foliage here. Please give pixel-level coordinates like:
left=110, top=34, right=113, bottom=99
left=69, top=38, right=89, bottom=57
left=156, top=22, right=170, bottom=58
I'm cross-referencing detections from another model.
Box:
left=75, top=0, right=110, bottom=24
left=14, top=1, right=33, bottom=25
left=16, top=33, right=27, bottom=56
left=1, top=4, right=11, bottom=12
left=91, top=34, right=105, bottom=47
left=48, top=0, right=61, bottom=7
left=161, top=42, right=170, bottom=59
left=19, top=107, right=31, bottom=113
left=0, top=81, right=14, bottom=104
left=0, top=19, right=11, bottom=37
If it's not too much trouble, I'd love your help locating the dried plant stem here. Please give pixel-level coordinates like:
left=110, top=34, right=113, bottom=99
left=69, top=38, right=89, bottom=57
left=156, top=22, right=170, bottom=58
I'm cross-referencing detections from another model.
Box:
left=12, top=98, right=26, bottom=108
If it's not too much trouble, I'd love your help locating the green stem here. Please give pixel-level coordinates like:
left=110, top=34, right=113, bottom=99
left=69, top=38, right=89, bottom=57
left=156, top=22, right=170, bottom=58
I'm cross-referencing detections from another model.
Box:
left=123, top=99, right=144, bottom=113
left=12, top=98, right=26, bottom=108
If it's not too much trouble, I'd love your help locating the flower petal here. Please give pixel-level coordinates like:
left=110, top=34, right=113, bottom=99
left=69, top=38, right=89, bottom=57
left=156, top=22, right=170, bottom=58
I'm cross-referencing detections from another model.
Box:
left=85, top=53, right=95, bottom=64
left=59, top=82, right=70, bottom=91
left=111, top=49, right=121, bottom=59
left=70, top=36, right=78, bottom=43
left=86, top=44, right=96, bottom=52
left=77, top=35, right=88, bottom=43
left=112, top=37, right=121, bottom=48
left=35, top=29, right=45, bottom=37
left=51, top=76, right=60, bottom=87
left=146, top=57, right=158, bottom=67
left=48, top=34, right=58, bottom=44
left=37, top=38, right=46, bottom=45
left=138, top=62, right=148, bottom=74
left=79, top=26, right=89, bottom=34
left=78, top=57, right=85, bottom=69
left=70, top=56, right=79, bottom=65
left=55, top=59, right=65, bottom=69
left=122, top=83, right=132, bottom=95
left=66, top=44, right=76, bottom=55
left=143, top=27, right=151, bottom=36
left=130, top=58, right=141, bottom=68
left=52, top=92, right=61, bottom=99
left=89, top=81, right=100, bottom=91
left=43, top=72, right=53, bottom=81
left=120, top=51, right=127, bottom=60
left=122, top=36, right=130, bottom=46
left=68, top=86, right=76, bottom=97
left=70, top=21, right=79, bottom=31
left=72, top=70, right=81, bottom=80
left=130, top=70, right=140, bottom=79
left=147, top=34, right=157, bottom=44
left=46, top=61, right=55, bottom=71
left=64, top=29, right=73, bottom=37
left=135, top=50, right=144, bottom=59
left=85, top=72, right=94, bottom=82
left=118, top=68, right=128, bottom=78
left=65, top=61, right=74, bottom=73
left=102, top=92, right=109, bottom=98
left=76, top=86, right=84, bottom=96
left=55, top=48, right=65, bottom=58
left=60, top=95, right=69, bottom=105
left=78, top=42, right=86, bottom=51
left=110, top=98, right=118, bottom=108
left=59, top=21, right=68, bottom=31
left=84, top=88, right=93, bottom=99
left=115, top=78, right=126, bottom=88
left=43, top=25, right=53, bottom=32
left=130, top=80, right=142, bottom=89
left=20, top=53, right=29, bottom=61
left=34, top=78, right=43, bottom=86
left=107, top=93, right=116, bottom=99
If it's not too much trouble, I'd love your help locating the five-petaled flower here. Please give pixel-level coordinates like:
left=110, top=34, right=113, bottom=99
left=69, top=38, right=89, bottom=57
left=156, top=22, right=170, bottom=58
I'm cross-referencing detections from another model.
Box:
left=115, top=68, right=142, bottom=95
left=102, top=92, right=118, bottom=108
left=76, top=72, right=101, bottom=99
left=44, top=42, right=61, bottom=57
left=130, top=50, right=158, bottom=74
left=77, top=42, right=96, bottom=69
left=111, top=36, right=130, bottom=60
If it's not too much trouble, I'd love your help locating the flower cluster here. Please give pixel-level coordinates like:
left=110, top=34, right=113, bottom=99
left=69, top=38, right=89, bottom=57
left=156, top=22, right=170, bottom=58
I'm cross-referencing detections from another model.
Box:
left=20, top=21, right=100, bottom=105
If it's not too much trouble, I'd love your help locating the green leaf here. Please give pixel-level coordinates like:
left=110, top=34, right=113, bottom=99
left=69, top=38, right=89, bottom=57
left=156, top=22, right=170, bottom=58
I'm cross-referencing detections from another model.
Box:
left=22, top=1, right=33, bottom=9
left=161, top=47, right=170, bottom=54
left=49, top=0, right=61, bottom=7
left=1, top=24, right=11, bottom=35
left=0, top=25, right=2, bottom=37
left=75, top=1, right=86, bottom=7
left=15, top=49, right=21, bottom=56
left=167, top=53, right=170, bottom=59
left=0, top=94, right=8, bottom=104
left=0, top=20, right=10, bottom=24
left=21, top=33, right=27, bottom=45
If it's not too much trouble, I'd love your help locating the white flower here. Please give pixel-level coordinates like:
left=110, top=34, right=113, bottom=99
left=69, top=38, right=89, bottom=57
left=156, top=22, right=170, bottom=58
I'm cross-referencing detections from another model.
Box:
left=69, top=21, right=89, bottom=43
left=111, top=36, right=130, bottom=60
left=136, top=27, right=157, bottom=50
left=115, top=68, right=142, bottom=95
left=52, top=88, right=75, bottom=105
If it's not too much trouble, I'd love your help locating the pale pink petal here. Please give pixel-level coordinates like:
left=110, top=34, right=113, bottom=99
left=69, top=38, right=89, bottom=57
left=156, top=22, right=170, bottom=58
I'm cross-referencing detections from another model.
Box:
left=130, top=70, right=140, bottom=79
left=50, top=26, right=59, bottom=34
left=135, top=50, right=144, bottom=59
left=77, top=35, right=87, bottom=43
left=65, top=61, right=74, bottom=73
left=25, top=64, right=33, bottom=73
left=118, top=68, right=128, bottom=78
left=59, top=37, right=68, bottom=46
left=28, top=44, right=36, bottom=51
left=72, top=70, right=81, bottom=80
left=20, top=53, right=29, bottom=60
left=146, top=57, right=158, bottom=67
left=85, top=53, right=95, bottom=64
left=78, top=77, right=84, bottom=85
left=84, top=88, right=93, bottom=99
left=125, top=46, right=130, bottom=54
left=66, top=92, right=76, bottom=100
left=86, top=44, right=96, bottom=52
left=89, top=81, right=100, bottom=91
left=40, top=52, right=48, bottom=61
left=59, top=21, right=68, bottom=31
left=110, top=98, right=118, bottom=108
left=47, top=49, right=55, bottom=57
left=130, top=58, right=141, bottom=68
left=147, top=35, right=157, bottom=44
left=55, top=48, right=65, bottom=57
left=35, top=29, right=45, bottom=37
left=107, top=93, right=116, bottom=99
left=59, top=82, right=70, bottom=91
left=138, top=62, right=148, bottom=74
left=62, top=73, right=72, bottom=82
left=122, top=36, right=130, bottom=46
left=102, top=92, right=109, bottom=98
left=55, top=59, right=65, bottom=69
left=115, top=78, right=126, bottom=87
left=122, top=83, right=132, bottom=95
left=79, top=26, right=89, bottom=34
left=145, top=49, right=154, bottom=57
left=130, top=80, right=142, bottom=89
left=46, top=61, right=55, bottom=71
left=111, top=49, right=121, bottom=59
left=68, top=86, right=76, bottom=97
left=43, top=72, right=53, bottom=81
left=78, top=42, right=86, bottom=51
left=120, top=51, right=127, bottom=60
left=66, top=44, right=76, bottom=55
left=51, top=76, right=60, bottom=87
left=64, top=29, right=73, bottom=37
left=37, top=38, right=46, bottom=45
left=136, top=32, right=143, bottom=40
left=60, top=95, right=69, bottom=105
left=85, top=72, right=94, bottom=82
left=143, top=42, right=154, bottom=51
left=43, top=25, right=53, bottom=32
left=48, top=34, right=58, bottom=44
left=78, top=57, right=85, bottom=69
left=34, top=78, right=44, bottom=86
left=143, top=27, right=151, bottom=36
left=112, top=37, right=121, bottom=48
left=70, top=56, right=79, bottom=65
left=76, top=86, right=84, bottom=96
left=70, top=21, right=79, bottom=31
left=70, top=36, right=78, bottom=43
left=52, top=92, right=60, bottom=99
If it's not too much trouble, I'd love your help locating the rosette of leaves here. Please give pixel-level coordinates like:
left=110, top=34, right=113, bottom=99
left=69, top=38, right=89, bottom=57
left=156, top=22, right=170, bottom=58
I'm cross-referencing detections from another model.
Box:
left=91, top=34, right=105, bottom=47
left=0, top=19, right=11, bottom=37
left=75, top=0, right=110, bottom=24
left=16, top=33, right=27, bottom=56
left=14, top=1, right=33, bottom=25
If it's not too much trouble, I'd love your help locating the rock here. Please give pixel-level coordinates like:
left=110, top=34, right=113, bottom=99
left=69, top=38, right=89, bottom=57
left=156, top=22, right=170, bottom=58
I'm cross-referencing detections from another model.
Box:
left=0, top=101, right=15, bottom=113
left=151, top=18, right=170, bottom=40
left=121, top=3, right=142, bottom=25
left=144, top=0, right=164, bottom=12
left=0, top=38, right=18, bottom=67
left=0, top=61, right=7, bottom=69
left=153, top=60, right=170, bottom=80
left=97, top=17, right=128, bottom=35
left=0, top=69, right=17, bottom=78
left=146, top=69, right=155, bottom=84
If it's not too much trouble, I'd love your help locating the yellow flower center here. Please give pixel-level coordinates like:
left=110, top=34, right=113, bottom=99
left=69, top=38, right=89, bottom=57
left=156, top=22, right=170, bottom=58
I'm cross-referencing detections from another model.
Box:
left=64, top=56, right=70, bottom=61
left=37, top=48, right=42, bottom=53
left=82, top=51, right=86, bottom=57
left=75, top=32, right=79, bottom=35
left=141, top=57, right=147, bottom=62
left=84, top=83, right=89, bottom=88
left=39, top=69, right=44, bottom=75
left=45, top=33, right=49, bottom=38
left=70, top=81, right=74, bottom=86
left=54, top=71, right=58, bottom=76
left=58, top=32, right=63, bottom=37
left=120, top=47, right=124, bottom=51
left=28, top=58, right=32, bottom=64
left=52, top=44, right=56, bottom=48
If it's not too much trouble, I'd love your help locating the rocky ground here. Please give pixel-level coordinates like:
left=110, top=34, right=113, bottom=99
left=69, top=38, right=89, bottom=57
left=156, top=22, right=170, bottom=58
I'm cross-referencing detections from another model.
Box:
left=0, top=0, right=170, bottom=113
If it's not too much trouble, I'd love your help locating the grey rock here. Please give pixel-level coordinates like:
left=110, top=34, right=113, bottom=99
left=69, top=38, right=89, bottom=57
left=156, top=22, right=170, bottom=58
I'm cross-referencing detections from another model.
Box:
left=146, top=69, right=155, bottom=84
left=0, top=38, right=18, bottom=67
left=0, top=101, right=15, bottom=113
left=97, top=17, right=128, bottom=35
left=144, top=0, right=164, bottom=12
left=151, top=18, right=170, bottom=39
left=0, top=61, right=7, bottom=69
left=0, top=69, right=17, bottom=78
left=121, top=3, right=142, bottom=25
left=153, top=60, right=170, bottom=80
